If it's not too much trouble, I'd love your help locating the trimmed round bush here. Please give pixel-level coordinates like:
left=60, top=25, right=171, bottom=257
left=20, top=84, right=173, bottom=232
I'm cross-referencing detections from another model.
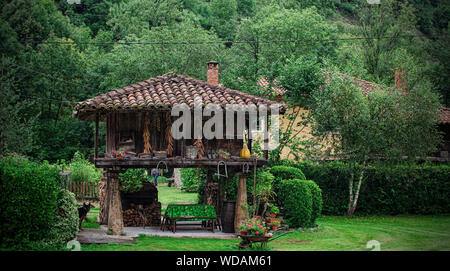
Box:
left=41, top=189, right=79, bottom=249
left=300, top=180, right=322, bottom=227
left=270, top=166, right=306, bottom=194
left=270, top=166, right=306, bottom=180
left=0, top=155, right=60, bottom=247
left=278, top=179, right=312, bottom=228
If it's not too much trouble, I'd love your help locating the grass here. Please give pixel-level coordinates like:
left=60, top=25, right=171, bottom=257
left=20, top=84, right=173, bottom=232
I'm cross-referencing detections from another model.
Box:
left=81, top=206, right=100, bottom=229
left=157, top=184, right=198, bottom=211
left=81, top=214, right=450, bottom=251
left=80, top=186, right=450, bottom=251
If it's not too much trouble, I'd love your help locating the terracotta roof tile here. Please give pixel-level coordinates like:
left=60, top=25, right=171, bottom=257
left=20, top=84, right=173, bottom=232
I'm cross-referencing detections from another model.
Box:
left=74, top=72, right=284, bottom=120
left=439, top=107, right=450, bottom=124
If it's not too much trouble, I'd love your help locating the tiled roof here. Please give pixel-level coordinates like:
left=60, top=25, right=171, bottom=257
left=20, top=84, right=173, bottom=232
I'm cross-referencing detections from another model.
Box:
left=257, top=71, right=382, bottom=97
left=74, top=72, right=284, bottom=120
left=439, top=107, right=450, bottom=124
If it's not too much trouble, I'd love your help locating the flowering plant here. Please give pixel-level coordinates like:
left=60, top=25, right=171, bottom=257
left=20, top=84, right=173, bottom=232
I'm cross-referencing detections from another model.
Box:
left=238, top=217, right=267, bottom=236
left=217, top=149, right=230, bottom=159
left=112, top=148, right=127, bottom=158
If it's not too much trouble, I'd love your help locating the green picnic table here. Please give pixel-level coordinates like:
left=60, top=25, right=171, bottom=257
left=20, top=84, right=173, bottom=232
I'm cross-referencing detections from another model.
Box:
left=161, top=204, right=221, bottom=233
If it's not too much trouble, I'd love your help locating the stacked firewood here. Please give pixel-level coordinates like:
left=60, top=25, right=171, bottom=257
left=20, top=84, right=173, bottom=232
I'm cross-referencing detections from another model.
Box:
left=122, top=202, right=162, bottom=227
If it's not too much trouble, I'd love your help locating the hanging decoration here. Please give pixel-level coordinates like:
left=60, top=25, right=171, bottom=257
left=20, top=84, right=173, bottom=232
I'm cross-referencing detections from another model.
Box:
left=193, top=139, right=205, bottom=158
left=165, top=112, right=173, bottom=156
left=143, top=112, right=153, bottom=153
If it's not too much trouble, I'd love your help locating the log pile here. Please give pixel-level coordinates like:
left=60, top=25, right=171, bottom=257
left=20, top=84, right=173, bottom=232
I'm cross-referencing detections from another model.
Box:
left=122, top=202, right=162, bottom=227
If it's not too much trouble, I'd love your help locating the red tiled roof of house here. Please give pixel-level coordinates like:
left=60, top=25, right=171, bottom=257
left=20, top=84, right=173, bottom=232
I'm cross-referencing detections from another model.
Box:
left=258, top=72, right=449, bottom=124
left=74, top=72, right=284, bottom=120
left=439, top=107, right=450, bottom=124
left=257, top=71, right=382, bottom=97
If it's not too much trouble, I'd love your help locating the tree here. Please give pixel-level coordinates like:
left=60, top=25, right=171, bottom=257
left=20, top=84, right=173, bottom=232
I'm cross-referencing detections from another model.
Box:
left=209, top=0, right=238, bottom=41
left=358, top=0, right=416, bottom=82
left=309, top=72, right=442, bottom=216
left=232, top=5, right=336, bottom=80
left=267, top=56, right=325, bottom=162
left=0, top=58, right=36, bottom=155
left=107, top=0, right=183, bottom=40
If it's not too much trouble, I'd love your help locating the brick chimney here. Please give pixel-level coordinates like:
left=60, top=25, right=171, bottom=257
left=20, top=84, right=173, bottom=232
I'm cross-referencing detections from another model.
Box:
left=207, top=61, right=219, bottom=85
left=394, top=68, right=407, bottom=92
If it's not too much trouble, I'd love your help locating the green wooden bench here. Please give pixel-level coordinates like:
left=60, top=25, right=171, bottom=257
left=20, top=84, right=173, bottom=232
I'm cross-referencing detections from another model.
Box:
left=161, top=204, right=221, bottom=233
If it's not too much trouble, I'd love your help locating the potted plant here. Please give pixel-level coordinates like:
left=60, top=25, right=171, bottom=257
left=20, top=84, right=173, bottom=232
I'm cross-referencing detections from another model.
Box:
left=269, top=204, right=279, bottom=218
left=217, top=149, right=230, bottom=159
left=271, top=220, right=281, bottom=231
left=112, top=149, right=127, bottom=159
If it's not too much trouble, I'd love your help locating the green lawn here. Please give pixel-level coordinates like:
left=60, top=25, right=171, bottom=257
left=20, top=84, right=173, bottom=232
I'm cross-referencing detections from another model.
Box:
left=81, top=186, right=450, bottom=251
left=81, top=206, right=100, bottom=229
left=157, top=184, right=198, bottom=211
left=82, top=214, right=450, bottom=251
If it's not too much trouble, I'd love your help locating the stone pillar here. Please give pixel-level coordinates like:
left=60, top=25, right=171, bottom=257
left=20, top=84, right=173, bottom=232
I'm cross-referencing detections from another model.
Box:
left=234, top=173, right=249, bottom=233
left=173, top=168, right=182, bottom=189
left=107, top=170, right=124, bottom=235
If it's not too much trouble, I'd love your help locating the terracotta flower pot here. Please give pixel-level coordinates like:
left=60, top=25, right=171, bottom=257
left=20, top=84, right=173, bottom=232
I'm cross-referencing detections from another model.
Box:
left=239, top=231, right=247, bottom=236
left=270, top=212, right=277, bottom=218
left=272, top=225, right=278, bottom=231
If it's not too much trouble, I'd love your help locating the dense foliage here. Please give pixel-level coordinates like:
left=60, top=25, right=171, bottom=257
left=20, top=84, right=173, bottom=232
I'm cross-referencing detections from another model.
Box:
left=69, top=151, right=102, bottom=183
left=270, top=165, right=306, bottom=193
left=0, top=155, right=60, bottom=248
left=302, top=180, right=323, bottom=227
left=41, top=189, right=79, bottom=249
left=181, top=168, right=205, bottom=192
left=119, top=168, right=149, bottom=192
left=277, top=179, right=313, bottom=228
left=293, top=161, right=450, bottom=216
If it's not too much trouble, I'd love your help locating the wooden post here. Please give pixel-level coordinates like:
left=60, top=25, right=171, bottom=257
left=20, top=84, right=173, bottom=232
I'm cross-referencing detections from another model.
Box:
left=234, top=173, right=248, bottom=233
left=95, top=113, right=99, bottom=159
left=107, top=169, right=124, bottom=235
left=264, top=115, right=269, bottom=160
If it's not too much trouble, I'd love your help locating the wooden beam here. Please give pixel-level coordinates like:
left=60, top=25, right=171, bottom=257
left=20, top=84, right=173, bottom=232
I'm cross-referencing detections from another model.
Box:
left=94, top=157, right=269, bottom=169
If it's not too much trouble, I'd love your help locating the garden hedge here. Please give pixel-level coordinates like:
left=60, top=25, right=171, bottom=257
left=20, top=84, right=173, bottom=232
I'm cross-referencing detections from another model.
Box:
left=0, top=155, right=61, bottom=247
left=291, top=161, right=450, bottom=215
left=301, top=180, right=323, bottom=227
left=270, top=166, right=306, bottom=194
left=277, top=179, right=313, bottom=228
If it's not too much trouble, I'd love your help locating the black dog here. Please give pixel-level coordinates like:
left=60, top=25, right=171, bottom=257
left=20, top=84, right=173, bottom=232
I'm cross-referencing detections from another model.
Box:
left=78, top=202, right=92, bottom=230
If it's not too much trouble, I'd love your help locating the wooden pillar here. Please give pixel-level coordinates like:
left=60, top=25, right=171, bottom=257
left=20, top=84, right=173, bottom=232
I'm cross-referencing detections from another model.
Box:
left=107, top=169, right=124, bottom=235
left=234, top=173, right=248, bottom=233
left=264, top=115, right=269, bottom=160
left=94, top=113, right=99, bottom=158
left=98, top=171, right=108, bottom=224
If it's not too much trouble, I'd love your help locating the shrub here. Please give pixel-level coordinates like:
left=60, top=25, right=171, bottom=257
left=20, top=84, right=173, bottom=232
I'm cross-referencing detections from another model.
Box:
left=39, top=190, right=79, bottom=249
left=69, top=151, right=101, bottom=183
left=181, top=168, right=206, bottom=192
left=295, top=161, right=450, bottom=215
left=278, top=179, right=312, bottom=228
left=0, top=155, right=60, bottom=247
left=119, top=168, right=148, bottom=192
left=300, top=180, right=322, bottom=227
left=270, top=166, right=306, bottom=193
